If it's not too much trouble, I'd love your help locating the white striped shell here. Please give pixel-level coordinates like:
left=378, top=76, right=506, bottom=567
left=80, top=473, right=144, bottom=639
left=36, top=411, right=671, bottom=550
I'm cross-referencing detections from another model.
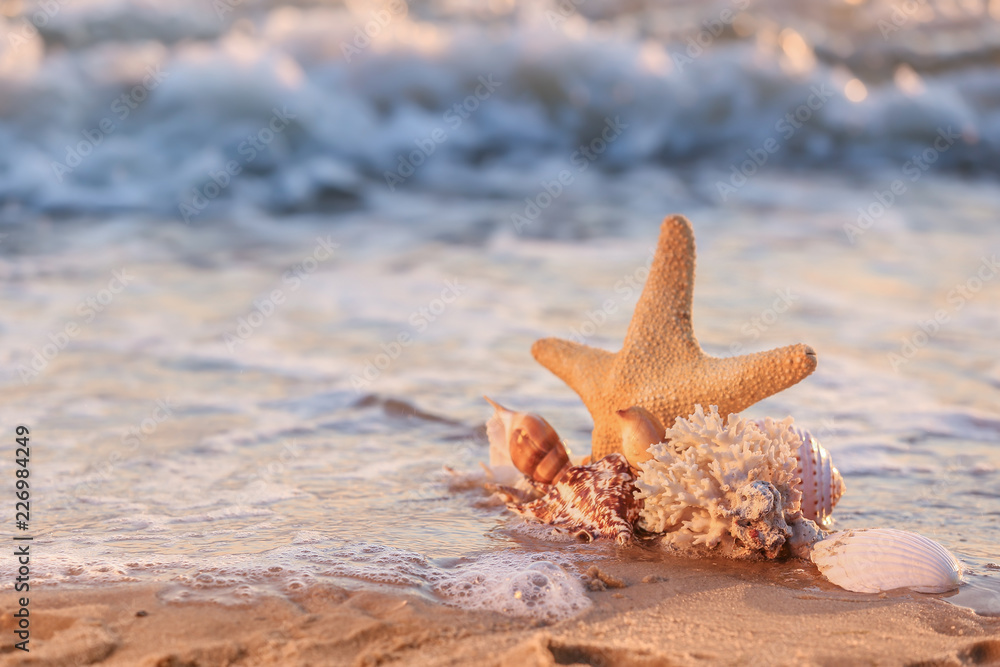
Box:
left=793, top=427, right=845, bottom=528
left=810, top=528, right=963, bottom=594
left=484, top=398, right=525, bottom=485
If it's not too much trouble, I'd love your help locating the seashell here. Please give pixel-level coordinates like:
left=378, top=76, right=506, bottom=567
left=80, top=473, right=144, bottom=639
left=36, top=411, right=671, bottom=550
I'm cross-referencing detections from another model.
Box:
left=501, top=453, right=640, bottom=546
left=810, top=528, right=964, bottom=594
left=723, top=480, right=790, bottom=560
left=485, top=397, right=570, bottom=484
left=787, top=517, right=827, bottom=560
left=615, top=406, right=665, bottom=467
left=793, top=427, right=845, bottom=528
left=483, top=398, right=521, bottom=486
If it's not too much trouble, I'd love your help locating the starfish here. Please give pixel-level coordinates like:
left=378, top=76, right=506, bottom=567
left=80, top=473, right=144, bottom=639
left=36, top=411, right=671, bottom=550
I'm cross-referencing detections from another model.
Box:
left=531, top=215, right=818, bottom=460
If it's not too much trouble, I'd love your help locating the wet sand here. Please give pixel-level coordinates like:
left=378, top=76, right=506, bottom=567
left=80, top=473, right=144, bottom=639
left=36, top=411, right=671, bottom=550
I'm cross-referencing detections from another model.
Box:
left=3, top=556, right=997, bottom=667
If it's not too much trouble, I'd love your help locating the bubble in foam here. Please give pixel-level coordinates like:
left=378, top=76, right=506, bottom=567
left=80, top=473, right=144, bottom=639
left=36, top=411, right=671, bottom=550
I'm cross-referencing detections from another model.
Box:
left=320, top=543, right=437, bottom=587
left=315, top=544, right=591, bottom=622
left=434, top=554, right=590, bottom=623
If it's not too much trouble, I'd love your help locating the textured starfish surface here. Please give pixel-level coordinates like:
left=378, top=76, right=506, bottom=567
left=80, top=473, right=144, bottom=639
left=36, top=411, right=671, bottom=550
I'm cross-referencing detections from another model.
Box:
left=494, top=454, right=640, bottom=546
left=532, top=215, right=818, bottom=460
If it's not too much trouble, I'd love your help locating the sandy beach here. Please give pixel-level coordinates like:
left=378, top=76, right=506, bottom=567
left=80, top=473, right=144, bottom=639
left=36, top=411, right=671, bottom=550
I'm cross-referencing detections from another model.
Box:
left=4, top=555, right=998, bottom=667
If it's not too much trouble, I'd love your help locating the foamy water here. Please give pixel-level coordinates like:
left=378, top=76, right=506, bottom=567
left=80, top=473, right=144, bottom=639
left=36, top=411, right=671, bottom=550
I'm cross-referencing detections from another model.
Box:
left=1, top=174, right=998, bottom=619
left=0, top=0, right=999, bottom=622
left=1, top=0, right=1000, bottom=220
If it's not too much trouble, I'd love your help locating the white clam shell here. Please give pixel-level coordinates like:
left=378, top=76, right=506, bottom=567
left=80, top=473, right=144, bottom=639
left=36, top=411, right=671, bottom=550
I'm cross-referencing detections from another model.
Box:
left=793, top=427, right=845, bottom=528
left=810, top=528, right=964, bottom=594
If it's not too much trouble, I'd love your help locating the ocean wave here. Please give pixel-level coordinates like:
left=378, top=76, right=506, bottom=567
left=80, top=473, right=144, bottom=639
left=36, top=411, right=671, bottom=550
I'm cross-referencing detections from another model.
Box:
left=0, top=0, right=998, bottom=219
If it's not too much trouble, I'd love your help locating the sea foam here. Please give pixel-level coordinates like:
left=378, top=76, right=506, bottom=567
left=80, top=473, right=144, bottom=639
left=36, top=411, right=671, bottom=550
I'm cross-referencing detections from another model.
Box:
left=1, top=0, right=998, bottom=220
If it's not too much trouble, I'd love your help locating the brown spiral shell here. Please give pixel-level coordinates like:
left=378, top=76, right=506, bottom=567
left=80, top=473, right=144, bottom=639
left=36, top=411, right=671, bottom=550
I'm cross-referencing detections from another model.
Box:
left=485, top=397, right=571, bottom=484
left=509, top=416, right=570, bottom=484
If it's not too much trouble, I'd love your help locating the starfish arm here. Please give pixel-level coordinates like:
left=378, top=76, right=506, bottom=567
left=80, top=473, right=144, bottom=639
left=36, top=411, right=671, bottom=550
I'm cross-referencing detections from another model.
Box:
left=590, top=416, right=627, bottom=461
left=621, top=215, right=702, bottom=362
left=531, top=338, right=615, bottom=407
left=704, top=343, right=818, bottom=413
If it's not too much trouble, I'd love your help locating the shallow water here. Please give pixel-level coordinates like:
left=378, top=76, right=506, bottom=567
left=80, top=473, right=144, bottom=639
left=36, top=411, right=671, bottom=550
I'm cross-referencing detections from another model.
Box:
left=1, top=171, right=998, bottom=618
left=1, top=0, right=999, bottom=622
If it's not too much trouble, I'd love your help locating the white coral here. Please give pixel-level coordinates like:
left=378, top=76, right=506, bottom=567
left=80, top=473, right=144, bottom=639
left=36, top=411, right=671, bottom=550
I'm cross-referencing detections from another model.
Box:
left=635, top=406, right=805, bottom=559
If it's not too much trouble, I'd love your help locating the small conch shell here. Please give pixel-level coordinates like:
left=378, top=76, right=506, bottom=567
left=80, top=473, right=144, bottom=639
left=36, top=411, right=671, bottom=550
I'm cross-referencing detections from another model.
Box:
left=499, top=453, right=640, bottom=546
left=723, top=480, right=790, bottom=559
left=810, top=528, right=964, bottom=594
left=793, top=427, right=845, bottom=528
left=787, top=517, right=827, bottom=560
left=484, top=397, right=570, bottom=484
left=616, top=406, right=665, bottom=467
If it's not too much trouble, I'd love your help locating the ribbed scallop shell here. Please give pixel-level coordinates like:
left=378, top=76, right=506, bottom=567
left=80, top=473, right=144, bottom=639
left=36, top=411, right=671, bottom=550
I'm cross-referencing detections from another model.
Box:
left=793, top=427, right=845, bottom=528
left=810, top=528, right=964, bottom=593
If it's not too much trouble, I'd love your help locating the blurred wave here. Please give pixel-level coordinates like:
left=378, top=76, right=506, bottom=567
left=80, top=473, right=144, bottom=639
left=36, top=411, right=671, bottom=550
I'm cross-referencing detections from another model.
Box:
left=0, top=0, right=998, bottom=219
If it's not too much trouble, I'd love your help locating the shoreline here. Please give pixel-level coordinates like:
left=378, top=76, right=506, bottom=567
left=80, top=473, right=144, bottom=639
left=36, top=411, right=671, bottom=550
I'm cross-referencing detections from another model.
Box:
left=2, top=556, right=997, bottom=666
